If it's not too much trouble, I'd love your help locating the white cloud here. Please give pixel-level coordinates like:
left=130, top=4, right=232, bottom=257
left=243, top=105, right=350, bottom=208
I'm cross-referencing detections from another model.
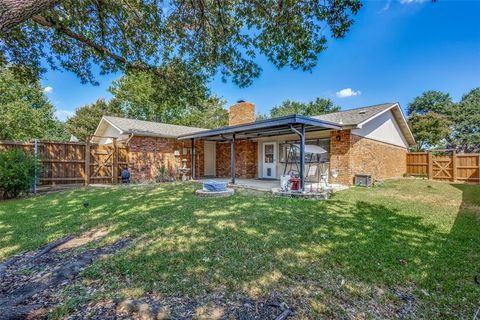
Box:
left=55, top=109, right=74, bottom=121
left=380, top=0, right=392, bottom=12
left=336, top=88, right=361, bottom=98
left=43, top=86, right=53, bottom=94
left=399, top=0, right=429, bottom=4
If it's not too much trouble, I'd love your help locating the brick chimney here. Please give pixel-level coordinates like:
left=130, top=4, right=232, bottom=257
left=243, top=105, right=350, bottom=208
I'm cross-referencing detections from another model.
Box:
left=229, top=100, right=256, bottom=126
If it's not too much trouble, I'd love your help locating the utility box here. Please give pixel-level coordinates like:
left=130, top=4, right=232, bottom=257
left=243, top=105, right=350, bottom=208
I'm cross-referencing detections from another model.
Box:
left=354, top=174, right=372, bottom=187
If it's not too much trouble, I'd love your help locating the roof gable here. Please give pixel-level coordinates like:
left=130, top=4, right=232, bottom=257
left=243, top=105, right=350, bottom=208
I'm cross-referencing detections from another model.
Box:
left=313, top=103, right=415, bottom=146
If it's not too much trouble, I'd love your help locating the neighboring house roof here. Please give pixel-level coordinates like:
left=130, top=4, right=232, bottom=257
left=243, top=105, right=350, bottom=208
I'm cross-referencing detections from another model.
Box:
left=100, top=116, right=207, bottom=138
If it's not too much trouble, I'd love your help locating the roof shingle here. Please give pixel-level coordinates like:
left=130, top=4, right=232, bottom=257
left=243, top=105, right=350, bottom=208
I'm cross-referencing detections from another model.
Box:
left=312, top=103, right=396, bottom=126
left=104, top=116, right=207, bottom=138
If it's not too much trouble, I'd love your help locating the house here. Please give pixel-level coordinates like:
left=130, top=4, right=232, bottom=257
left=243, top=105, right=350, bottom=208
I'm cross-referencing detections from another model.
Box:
left=93, top=101, right=415, bottom=187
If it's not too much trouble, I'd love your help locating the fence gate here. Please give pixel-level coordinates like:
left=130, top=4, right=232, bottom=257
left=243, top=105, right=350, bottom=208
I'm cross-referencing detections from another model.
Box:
left=431, top=155, right=453, bottom=182
left=407, top=152, right=480, bottom=183
left=87, top=142, right=129, bottom=185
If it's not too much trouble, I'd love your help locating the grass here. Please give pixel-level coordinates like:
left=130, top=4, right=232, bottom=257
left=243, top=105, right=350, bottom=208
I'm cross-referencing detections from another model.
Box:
left=0, top=179, right=479, bottom=319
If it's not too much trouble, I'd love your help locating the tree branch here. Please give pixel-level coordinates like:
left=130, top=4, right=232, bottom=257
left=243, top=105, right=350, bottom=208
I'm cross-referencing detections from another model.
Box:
left=0, top=0, right=59, bottom=34
left=31, top=15, right=152, bottom=72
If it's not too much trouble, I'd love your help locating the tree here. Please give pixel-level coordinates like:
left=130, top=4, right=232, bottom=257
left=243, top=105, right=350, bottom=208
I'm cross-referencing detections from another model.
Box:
left=407, top=90, right=453, bottom=115
left=1, top=0, right=362, bottom=87
left=258, top=97, right=340, bottom=120
left=65, top=98, right=124, bottom=141
left=407, top=90, right=454, bottom=151
left=407, top=89, right=480, bottom=153
left=0, top=66, right=69, bottom=141
left=450, top=88, right=480, bottom=153
left=407, top=112, right=451, bottom=151
left=109, top=63, right=228, bottom=129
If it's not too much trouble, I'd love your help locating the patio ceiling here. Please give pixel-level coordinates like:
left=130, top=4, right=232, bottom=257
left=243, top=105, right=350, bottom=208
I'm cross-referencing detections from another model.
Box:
left=177, top=114, right=343, bottom=141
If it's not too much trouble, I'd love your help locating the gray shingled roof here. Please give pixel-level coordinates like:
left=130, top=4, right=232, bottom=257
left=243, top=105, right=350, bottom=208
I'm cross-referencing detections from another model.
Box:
left=104, top=116, right=207, bottom=138
left=312, top=103, right=396, bottom=126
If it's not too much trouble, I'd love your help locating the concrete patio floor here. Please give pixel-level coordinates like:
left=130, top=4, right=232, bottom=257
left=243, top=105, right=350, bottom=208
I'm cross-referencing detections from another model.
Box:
left=198, top=178, right=348, bottom=193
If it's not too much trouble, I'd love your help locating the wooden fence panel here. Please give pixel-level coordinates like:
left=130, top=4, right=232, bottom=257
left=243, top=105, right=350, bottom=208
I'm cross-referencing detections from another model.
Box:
left=0, top=140, right=129, bottom=187
left=407, top=152, right=479, bottom=183
left=406, top=152, right=429, bottom=177
left=40, top=142, right=86, bottom=185
left=456, top=154, right=480, bottom=183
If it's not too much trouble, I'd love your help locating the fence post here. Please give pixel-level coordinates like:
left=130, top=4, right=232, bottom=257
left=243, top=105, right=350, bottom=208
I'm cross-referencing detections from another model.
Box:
left=85, top=139, right=90, bottom=186
left=33, top=139, right=38, bottom=194
left=112, top=138, right=118, bottom=184
left=427, top=152, right=433, bottom=180
left=452, top=151, right=457, bottom=182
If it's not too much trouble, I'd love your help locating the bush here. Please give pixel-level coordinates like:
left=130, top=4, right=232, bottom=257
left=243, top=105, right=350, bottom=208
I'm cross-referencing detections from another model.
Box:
left=0, top=149, right=39, bottom=199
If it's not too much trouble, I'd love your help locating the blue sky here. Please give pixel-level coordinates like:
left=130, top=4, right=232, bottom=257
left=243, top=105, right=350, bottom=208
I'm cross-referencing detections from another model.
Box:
left=40, top=0, right=480, bottom=121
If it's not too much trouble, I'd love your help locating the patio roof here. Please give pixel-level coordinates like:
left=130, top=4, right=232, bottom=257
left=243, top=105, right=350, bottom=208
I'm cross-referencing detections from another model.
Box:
left=177, top=114, right=343, bottom=141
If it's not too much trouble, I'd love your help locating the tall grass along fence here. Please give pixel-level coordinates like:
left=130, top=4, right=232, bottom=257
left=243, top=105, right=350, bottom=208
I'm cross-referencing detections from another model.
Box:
left=0, top=139, right=128, bottom=191
left=407, top=152, right=480, bottom=183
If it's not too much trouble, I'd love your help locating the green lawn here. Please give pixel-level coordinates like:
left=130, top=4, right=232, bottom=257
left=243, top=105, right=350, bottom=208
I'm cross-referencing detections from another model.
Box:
left=0, top=179, right=479, bottom=319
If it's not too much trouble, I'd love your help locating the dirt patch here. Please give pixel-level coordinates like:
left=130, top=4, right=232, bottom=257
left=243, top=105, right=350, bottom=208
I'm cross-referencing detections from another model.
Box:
left=55, top=228, right=110, bottom=251
left=67, top=292, right=294, bottom=320
left=0, top=233, right=131, bottom=320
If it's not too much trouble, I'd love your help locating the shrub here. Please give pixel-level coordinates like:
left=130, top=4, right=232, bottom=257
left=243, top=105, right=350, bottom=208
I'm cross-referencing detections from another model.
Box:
left=0, top=149, right=39, bottom=199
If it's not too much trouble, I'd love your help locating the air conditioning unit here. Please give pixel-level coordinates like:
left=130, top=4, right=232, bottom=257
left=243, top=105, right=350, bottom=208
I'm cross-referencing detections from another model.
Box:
left=355, top=174, right=372, bottom=187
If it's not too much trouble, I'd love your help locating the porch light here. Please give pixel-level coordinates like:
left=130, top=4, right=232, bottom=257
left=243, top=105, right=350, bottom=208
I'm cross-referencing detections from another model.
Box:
left=336, top=134, right=341, bottom=142
left=174, top=150, right=180, bottom=157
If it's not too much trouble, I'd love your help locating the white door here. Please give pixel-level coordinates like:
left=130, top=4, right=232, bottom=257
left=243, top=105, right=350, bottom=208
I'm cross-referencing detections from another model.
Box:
left=204, top=141, right=216, bottom=176
left=262, top=142, right=276, bottom=178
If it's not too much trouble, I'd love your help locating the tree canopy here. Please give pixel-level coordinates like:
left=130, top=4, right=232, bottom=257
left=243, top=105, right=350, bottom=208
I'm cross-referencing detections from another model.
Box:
left=64, top=98, right=124, bottom=141
left=65, top=63, right=228, bottom=141
left=258, top=97, right=340, bottom=120
left=0, top=67, right=68, bottom=141
left=407, top=89, right=480, bottom=153
left=1, top=0, right=362, bottom=87
left=108, top=63, right=228, bottom=129
left=450, top=88, right=480, bottom=153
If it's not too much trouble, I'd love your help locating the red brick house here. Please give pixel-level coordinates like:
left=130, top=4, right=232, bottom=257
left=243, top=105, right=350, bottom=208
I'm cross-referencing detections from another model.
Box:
left=93, top=101, right=415, bottom=187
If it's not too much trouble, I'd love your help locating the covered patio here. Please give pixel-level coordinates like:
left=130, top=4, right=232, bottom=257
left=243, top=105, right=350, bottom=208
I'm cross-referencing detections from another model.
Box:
left=179, top=114, right=342, bottom=192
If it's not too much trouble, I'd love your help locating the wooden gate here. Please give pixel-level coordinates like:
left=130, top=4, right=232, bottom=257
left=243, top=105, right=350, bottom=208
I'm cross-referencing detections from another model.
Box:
left=87, top=142, right=128, bottom=184
left=407, top=152, right=480, bottom=183
left=431, top=155, right=454, bottom=182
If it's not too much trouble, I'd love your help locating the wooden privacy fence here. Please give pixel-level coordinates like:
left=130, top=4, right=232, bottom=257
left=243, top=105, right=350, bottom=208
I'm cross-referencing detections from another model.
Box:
left=406, top=152, right=480, bottom=183
left=0, top=140, right=128, bottom=186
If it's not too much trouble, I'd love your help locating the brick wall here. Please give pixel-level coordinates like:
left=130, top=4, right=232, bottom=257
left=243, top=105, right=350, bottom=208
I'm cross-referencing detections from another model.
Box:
left=128, top=136, right=204, bottom=182
left=349, top=134, right=407, bottom=182
left=329, top=130, right=407, bottom=185
left=216, top=140, right=258, bottom=178
left=329, top=130, right=353, bottom=185
left=228, top=101, right=256, bottom=126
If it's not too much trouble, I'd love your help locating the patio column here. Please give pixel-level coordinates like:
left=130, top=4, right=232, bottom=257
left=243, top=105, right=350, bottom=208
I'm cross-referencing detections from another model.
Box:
left=299, top=124, right=305, bottom=191
left=231, top=134, right=236, bottom=184
left=191, top=138, right=195, bottom=180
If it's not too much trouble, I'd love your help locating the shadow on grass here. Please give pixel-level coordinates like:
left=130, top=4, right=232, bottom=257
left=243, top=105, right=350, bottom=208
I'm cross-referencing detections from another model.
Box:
left=0, top=181, right=479, bottom=318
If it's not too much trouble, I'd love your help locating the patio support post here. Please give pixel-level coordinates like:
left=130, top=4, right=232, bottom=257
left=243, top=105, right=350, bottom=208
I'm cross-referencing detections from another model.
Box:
left=299, top=124, right=305, bottom=191
left=231, top=134, right=236, bottom=184
left=191, top=138, right=195, bottom=180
